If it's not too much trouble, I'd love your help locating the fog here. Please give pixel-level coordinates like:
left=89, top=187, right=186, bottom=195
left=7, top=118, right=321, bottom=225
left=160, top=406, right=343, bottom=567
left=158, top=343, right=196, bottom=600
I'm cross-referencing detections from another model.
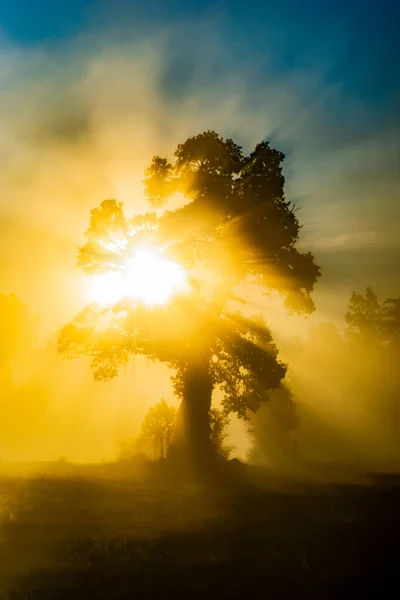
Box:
left=250, top=319, right=400, bottom=474
left=0, top=14, right=399, bottom=466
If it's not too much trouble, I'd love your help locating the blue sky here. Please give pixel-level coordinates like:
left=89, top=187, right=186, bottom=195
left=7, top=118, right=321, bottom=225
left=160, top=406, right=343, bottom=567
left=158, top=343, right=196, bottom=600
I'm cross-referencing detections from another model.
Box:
left=1, top=0, right=398, bottom=94
left=1, top=0, right=398, bottom=120
left=0, top=0, right=399, bottom=328
left=1, top=0, right=398, bottom=144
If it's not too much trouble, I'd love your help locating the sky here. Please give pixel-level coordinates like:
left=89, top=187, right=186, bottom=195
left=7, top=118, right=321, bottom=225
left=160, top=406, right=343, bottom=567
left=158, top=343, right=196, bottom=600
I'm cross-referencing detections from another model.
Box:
left=0, top=0, right=399, bottom=461
left=0, top=0, right=398, bottom=322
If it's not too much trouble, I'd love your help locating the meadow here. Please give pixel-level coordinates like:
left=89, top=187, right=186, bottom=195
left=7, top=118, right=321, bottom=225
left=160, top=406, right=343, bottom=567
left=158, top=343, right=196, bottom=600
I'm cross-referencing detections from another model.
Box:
left=0, top=463, right=398, bottom=599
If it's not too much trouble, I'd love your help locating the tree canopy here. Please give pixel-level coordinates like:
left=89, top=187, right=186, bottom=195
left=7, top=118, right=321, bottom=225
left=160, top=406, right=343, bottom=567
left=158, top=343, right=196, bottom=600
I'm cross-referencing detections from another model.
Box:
left=58, top=131, right=320, bottom=467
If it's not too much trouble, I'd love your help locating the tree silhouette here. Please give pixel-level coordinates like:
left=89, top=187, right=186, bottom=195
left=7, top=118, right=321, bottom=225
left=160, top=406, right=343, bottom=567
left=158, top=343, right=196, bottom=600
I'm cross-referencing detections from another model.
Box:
left=382, top=298, right=400, bottom=342
left=345, top=286, right=400, bottom=345
left=58, top=131, right=320, bottom=473
left=137, top=399, right=177, bottom=460
left=120, top=402, right=231, bottom=462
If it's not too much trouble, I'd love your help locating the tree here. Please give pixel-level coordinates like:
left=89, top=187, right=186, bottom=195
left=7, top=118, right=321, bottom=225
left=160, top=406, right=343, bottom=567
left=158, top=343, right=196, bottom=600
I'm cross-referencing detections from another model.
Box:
left=282, top=291, right=400, bottom=468
left=119, top=402, right=231, bottom=463
left=137, top=399, right=177, bottom=460
left=345, top=286, right=400, bottom=345
left=58, top=131, right=320, bottom=473
left=345, top=288, right=400, bottom=458
left=345, top=287, right=384, bottom=343
left=381, top=298, right=400, bottom=343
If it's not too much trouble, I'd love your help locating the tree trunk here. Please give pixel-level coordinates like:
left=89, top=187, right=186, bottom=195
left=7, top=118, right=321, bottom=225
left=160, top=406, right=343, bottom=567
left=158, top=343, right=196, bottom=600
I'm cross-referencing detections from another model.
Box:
left=171, top=285, right=231, bottom=478
left=173, top=355, right=215, bottom=476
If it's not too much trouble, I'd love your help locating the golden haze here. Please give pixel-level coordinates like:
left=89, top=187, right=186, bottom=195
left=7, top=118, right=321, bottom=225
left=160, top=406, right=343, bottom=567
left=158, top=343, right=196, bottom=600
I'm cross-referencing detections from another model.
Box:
left=0, top=23, right=399, bottom=465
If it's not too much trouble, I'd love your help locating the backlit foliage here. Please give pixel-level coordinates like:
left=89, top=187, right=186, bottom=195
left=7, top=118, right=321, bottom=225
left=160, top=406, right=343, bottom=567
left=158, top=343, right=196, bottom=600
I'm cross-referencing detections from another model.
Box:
left=59, top=131, right=320, bottom=425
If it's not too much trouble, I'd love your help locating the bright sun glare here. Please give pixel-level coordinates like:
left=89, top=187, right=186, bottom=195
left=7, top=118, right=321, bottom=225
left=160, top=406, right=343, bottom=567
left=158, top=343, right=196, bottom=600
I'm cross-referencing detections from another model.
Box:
left=86, top=246, right=188, bottom=306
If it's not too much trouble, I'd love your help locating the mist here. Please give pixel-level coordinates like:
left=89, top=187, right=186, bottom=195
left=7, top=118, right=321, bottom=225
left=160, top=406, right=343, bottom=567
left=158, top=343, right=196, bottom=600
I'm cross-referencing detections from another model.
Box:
left=0, top=11, right=399, bottom=465
left=0, top=5, right=399, bottom=598
left=250, top=317, right=400, bottom=476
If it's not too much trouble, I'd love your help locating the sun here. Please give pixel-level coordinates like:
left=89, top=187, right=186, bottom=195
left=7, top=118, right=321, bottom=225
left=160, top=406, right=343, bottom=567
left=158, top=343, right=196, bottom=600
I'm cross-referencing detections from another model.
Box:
left=85, top=246, right=189, bottom=306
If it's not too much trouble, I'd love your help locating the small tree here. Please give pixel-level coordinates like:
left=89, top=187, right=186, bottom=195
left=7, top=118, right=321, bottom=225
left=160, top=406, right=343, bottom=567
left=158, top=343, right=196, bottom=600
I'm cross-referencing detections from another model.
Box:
left=137, top=399, right=177, bottom=460
left=119, top=402, right=231, bottom=462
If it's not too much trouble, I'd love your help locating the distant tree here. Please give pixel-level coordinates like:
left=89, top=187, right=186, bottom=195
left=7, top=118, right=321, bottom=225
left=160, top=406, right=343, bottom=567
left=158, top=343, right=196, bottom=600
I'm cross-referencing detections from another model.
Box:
left=282, top=290, right=400, bottom=467
left=137, top=399, right=177, bottom=460
left=58, top=131, right=320, bottom=473
left=120, top=401, right=231, bottom=462
left=345, top=286, right=400, bottom=345
left=381, top=298, right=400, bottom=343
left=345, top=287, right=384, bottom=342
left=345, top=287, right=400, bottom=442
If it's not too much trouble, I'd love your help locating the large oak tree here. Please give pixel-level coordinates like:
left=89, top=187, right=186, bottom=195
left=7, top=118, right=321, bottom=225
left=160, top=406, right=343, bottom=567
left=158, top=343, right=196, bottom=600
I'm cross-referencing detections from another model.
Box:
left=58, top=131, right=320, bottom=473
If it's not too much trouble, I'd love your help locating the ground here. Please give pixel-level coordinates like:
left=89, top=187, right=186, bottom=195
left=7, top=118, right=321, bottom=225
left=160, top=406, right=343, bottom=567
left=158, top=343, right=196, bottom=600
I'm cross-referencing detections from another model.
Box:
left=0, top=463, right=399, bottom=599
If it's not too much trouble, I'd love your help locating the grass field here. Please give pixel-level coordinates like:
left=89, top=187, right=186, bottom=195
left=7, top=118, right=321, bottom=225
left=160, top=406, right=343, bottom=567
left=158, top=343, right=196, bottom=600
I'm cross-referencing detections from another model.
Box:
left=0, top=463, right=399, bottom=599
